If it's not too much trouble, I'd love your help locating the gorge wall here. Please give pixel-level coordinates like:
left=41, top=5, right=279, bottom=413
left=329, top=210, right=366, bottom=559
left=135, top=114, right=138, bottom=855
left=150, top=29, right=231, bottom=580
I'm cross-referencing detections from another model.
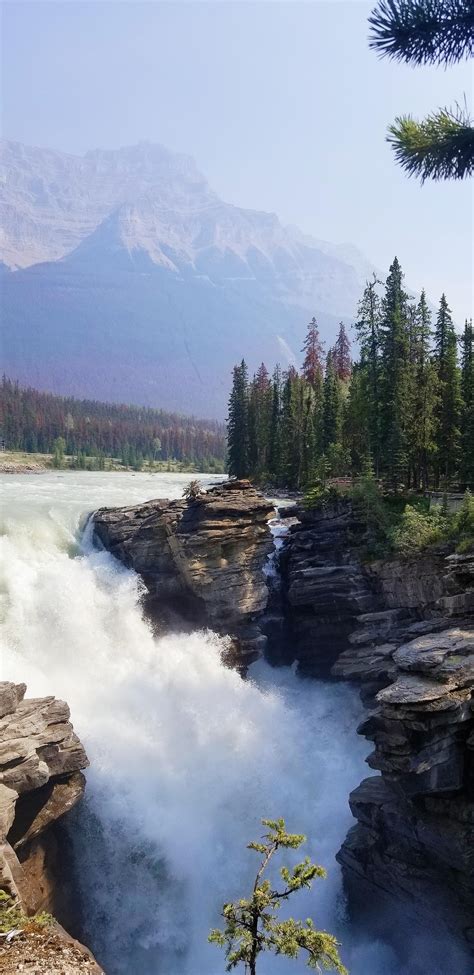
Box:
left=279, top=502, right=474, bottom=957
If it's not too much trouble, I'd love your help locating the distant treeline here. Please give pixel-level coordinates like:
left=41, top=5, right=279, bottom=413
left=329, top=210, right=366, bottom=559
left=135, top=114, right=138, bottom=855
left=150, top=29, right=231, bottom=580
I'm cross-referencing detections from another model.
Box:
left=227, top=257, right=474, bottom=491
left=0, top=378, right=226, bottom=470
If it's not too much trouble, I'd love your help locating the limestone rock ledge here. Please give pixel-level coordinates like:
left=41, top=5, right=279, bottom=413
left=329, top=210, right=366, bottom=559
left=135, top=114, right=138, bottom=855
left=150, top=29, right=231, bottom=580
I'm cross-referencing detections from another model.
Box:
left=93, top=479, right=274, bottom=667
left=0, top=680, right=97, bottom=969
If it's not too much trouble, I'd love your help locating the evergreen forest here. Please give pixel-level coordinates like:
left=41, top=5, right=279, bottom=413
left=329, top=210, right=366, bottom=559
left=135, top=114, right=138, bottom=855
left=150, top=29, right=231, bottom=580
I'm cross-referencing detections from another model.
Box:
left=227, top=258, right=474, bottom=493
left=0, top=378, right=226, bottom=472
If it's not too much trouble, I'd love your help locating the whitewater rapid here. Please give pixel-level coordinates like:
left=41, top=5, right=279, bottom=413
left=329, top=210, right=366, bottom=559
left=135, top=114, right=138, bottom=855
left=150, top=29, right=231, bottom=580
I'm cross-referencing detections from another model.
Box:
left=1, top=472, right=463, bottom=975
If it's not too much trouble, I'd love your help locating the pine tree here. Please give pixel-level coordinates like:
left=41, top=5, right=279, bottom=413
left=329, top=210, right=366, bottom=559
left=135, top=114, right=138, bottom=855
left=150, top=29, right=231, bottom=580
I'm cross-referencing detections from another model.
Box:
left=344, top=364, right=371, bottom=473
left=322, top=353, right=339, bottom=450
left=280, top=368, right=305, bottom=489
left=436, top=325, right=462, bottom=488
left=209, top=818, right=347, bottom=975
left=354, top=275, right=382, bottom=473
left=333, top=322, right=352, bottom=381
left=227, top=360, right=249, bottom=478
left=268, top=365, right=283, bottom=484
left=434, top=293, right=453, bottom=365
left=379, top=257, right=411, bottom=489
left=460, top=318, right=474, bottom=486
left=408, top=291, right=438, bottom=489
left=302, top=317, right=325, bottom=387
left=248, top=363, right=272, bottom=479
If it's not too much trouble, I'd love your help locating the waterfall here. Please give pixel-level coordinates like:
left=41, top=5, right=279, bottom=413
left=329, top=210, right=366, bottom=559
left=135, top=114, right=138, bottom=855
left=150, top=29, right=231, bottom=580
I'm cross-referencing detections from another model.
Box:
left=1, top=472, right=463, bottom=975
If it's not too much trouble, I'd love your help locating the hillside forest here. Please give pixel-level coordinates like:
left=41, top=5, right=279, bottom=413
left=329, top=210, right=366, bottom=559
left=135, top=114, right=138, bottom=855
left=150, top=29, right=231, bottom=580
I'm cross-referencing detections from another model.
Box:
left=0, top=379, right=226, bottom=472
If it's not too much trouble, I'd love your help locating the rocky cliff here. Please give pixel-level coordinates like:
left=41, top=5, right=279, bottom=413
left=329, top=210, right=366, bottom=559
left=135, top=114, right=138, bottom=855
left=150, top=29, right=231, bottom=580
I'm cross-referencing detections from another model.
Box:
left=279, top=505, right=473, bottom=956
left=334, top=553, right=474, bottom=954
left=93, top=480, right=274, bottom=669
left=0, top=680, right=102, bottom=972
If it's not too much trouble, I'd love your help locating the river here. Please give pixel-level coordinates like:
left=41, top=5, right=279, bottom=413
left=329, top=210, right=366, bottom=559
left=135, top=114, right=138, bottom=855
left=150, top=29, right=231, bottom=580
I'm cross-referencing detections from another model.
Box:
left=0, top=472, right=464, bottom=975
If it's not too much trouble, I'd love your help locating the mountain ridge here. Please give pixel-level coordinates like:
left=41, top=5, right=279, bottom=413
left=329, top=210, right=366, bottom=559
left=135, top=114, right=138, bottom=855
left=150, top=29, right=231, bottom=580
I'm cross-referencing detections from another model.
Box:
left=1, top=138, right=374, bottom=417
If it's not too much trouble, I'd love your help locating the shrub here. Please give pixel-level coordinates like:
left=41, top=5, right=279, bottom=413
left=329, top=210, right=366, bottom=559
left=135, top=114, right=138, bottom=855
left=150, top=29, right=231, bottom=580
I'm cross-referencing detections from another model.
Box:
left=303, top=483, right=343, bottom=511
left=183, top=479, right=203, bottom=500
left=390, top=504, right=446, bottom=556
left=0, top=891, right=52, bottom=935
left=452, top=490, right=474, bottom=553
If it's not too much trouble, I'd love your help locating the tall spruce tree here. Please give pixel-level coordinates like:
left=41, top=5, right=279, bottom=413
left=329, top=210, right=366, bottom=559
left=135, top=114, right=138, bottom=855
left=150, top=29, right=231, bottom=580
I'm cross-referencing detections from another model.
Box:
left=334, top=322, right=352, bottom=381
left=379, top=257, right=411, bottom=489
left=227, top=360, right=249, bottom=478
left=410, top=291, right=438, bottom=489
left=354, top=275, right=382, bottom=473
left=434, top=295, right=462, bottom=486
left=248, top=363, right=273, bottom=479
left=460, top=318, right=474, bottom=486
left=268, top=364, right=283, bottom=484
left=302, top=317, right=325, bottom=386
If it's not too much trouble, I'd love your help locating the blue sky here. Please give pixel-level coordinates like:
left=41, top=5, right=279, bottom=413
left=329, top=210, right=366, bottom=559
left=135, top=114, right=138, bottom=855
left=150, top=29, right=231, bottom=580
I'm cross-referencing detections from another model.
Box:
left=2, top=0, right=473, bottom=322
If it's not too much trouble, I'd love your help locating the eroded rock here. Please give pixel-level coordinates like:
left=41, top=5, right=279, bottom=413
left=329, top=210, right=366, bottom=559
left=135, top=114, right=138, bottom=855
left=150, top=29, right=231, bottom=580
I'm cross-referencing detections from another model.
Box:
left=93, top=479, right=274, bottom=667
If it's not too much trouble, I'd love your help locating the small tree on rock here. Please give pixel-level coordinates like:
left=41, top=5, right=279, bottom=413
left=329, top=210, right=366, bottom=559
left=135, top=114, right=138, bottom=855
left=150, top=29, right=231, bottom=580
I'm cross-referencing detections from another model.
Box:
left=183, top=479, right=202, bottom=500
left=209, top=817, right=347, bottom=975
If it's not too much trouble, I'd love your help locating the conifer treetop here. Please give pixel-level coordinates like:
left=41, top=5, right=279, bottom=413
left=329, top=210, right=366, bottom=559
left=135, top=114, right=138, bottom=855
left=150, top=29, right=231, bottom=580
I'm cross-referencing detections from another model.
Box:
left=369, top=0, right=474, bottom=66
left=209, top=817, right=347, bottom=975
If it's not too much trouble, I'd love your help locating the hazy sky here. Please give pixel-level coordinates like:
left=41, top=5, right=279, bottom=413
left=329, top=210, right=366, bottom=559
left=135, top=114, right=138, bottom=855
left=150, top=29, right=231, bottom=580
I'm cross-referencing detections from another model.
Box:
left=2, top=0, right=473, bottom=322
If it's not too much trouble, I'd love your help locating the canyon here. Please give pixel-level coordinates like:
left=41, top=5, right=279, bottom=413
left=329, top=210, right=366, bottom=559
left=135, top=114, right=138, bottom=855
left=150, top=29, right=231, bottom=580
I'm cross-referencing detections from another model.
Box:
left=93, top=485, right=474, bottom=964
left=1, top=473, right=472, bottom=973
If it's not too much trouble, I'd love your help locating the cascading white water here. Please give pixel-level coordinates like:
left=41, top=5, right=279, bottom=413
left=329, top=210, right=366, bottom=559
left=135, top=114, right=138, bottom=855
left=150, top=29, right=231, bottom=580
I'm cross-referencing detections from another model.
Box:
left=1, top=472, right=465, bottom=975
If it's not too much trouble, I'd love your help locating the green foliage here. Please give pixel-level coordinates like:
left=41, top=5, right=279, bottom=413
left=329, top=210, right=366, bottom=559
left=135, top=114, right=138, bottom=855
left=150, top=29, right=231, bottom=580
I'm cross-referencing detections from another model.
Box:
left=387, top=105, right=474, bottom=181
left=228, top=361, right=250, bottom=478
left=0, top=377, right=226, bottom=470
left=369, top=0, right=474, bottom=67
left=0, top=891, right=53, bottom=934
left=369, top=0, right=474, bottom=181
left=209, top=818, right=347, bottom=975
left=390, top=503, right=446, bottom=554
left=52, top=435, right=66, bottom=469
left=303, top=483, right=344, bottom=511
left=452, top=489, right=474, bottom=551
left=228, top=257, right=472, bottom=494
left=183, top=479, right=203, bottom=500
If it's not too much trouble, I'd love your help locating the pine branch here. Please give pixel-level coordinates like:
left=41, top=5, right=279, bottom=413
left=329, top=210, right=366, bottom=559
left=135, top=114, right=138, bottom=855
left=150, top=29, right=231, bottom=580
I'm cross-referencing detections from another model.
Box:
left=369, top=0, right=474, bottom=66
left=387, top=104, right=474, bottom=179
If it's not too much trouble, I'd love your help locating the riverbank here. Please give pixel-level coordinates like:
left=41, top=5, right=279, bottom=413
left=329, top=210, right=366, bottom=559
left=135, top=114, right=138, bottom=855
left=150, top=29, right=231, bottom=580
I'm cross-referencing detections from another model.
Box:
left=0, top=451, right=224, bottom=475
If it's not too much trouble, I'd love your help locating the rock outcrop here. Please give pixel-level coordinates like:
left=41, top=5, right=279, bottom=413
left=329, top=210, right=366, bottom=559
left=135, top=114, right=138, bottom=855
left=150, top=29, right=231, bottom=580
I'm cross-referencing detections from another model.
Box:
left=333, top=553, right=474, bottom=955
left=93, top=480, right=274, bottom=668
left=278, top=504, right=473, bottom=954
left=0, top=681, right=88, bottom=919
left=0, top=681, right=101, bottom=971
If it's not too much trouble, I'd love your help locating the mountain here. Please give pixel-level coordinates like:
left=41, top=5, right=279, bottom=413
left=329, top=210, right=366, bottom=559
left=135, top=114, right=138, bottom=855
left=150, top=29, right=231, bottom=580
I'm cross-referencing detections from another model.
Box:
left=1, top=139, right=374, bottom=417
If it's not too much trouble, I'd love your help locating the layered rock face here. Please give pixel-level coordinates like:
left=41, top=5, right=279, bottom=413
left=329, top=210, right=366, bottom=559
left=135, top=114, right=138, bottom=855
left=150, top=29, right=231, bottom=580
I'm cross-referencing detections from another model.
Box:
left=0, top=681, right=88, bottom=917
left=93, top=480, right=274, bottom=668
left=334, top=553, right=474, bottom=954
left=279, top=505, right=473, bottom=953
left=280, top=501, right=374, bottom=675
